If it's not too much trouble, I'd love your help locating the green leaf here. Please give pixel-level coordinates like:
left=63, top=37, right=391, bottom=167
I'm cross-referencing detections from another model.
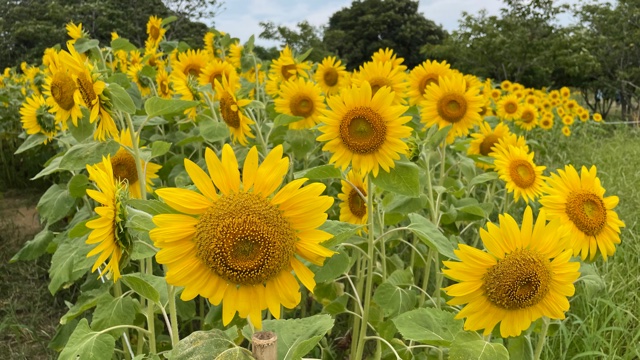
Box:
left=110, top=38, right=137, bottom=52
left=295, top=47, right=314, bottom=62
left=49, top=319, right=79, bottom=352
left=60, top=286, right=111, bottom=325
left=151, top=141, right=172, bottom=158
left=578, top=263, right=606, bottom=292
left=91, top=295, right=138, bottom=337
left=59, top=319, right=115, bottom=360
left=107, top=83, right=136, bottom=114
left=122, top=274, right=160, bottom=303
left=70, top=111, right=95, bottom=142
left=468, top=171, right=499, bottom=187
left=59, top=141, right=120, bottom=171
left=507, top=335, right=534, bottom=360
left=161, top=16, right=178, bottom=26
left=144, top=97, right=198, bottom=117
left=449, top=331, right=509, bottom=360
left=242, top=314, right=334, bottom=360
left=199, top=118, right=230, bottom=142
left=274, top=113, right=304, bottom=127
left=216, top=348, right=254, bottom=360
left=69, top=219, right=92, bottom=238
left=10, top=228, right=55, bottom=262
left=15, top=133, right=46, bottom=154
left=37, top=184, right=75, bottom=224
left=372, top=161, right=421, bottom=197
left=393, top=307, right=464, bottom=346
left=373, top=269, right=416, bottom=317
left=407, top=213, right=456, bottom=259
left=126, top=208, right=155, bottom=232
left=426, top=125, right=451, bottom=147
left=32, top=156, right=63, bottom=180
left=293, top=164, right=342, bottom=180
left=130, top=230, right=157, bottom=260
left=74, top=38, right=100, bottom=53
left=285, top=129, right=316, bottom=160
left=48, top=237, right=94, bottom=294
left=128, top=199, right=178, bottom=215
left=319, top=220, right=361, bottom=248
left=167, top=330, right=238, bottom=359
left=314, top=251, right=350, bottom=283
left=68, top=174, right=90, bottom=198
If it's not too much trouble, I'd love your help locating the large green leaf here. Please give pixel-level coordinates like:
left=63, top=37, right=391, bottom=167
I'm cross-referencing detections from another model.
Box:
left=121, top=273, right=160, bottom=303
left=127, top=199, right=179, bottom=215
left=68, top=174, right=90, bottom=198
left=58, top=319, right=115, bottom=360
left=407, top=213, right=456, bottom=259
left=48, top=237, right=94, bottom=294
left=167, top=330, right=239, bottom=359
left=373, top=269, right=417, bottom=317
left=313, top=251, right=351, bottom=283
left=37, top=184, right=76, bottom=225
left=144, top=96, right=198, bottom=117
left=199, top=118, right=230, bottom=142
left=59, top=141, right=120, bottom=171
left=507, top=335, right=534, bottom=360
left=60, top=286, right=111, bottom=325
left=393, top=307, right=463, bottom=346
left=32, top=155, right=63, bottom=180
left=242, top=314, right=334, bottom=360
left=107, top=83, right=136, bottom=114
left=274, top=113, right=304, bottom=127
left=372, top=161, right=421, bottom=197
left=15, top=133, right=46, bottom=154
left=293, top=164, right=342, bottom=180
left=285, top=129, right=316, bottom=160
left=10, top=228, right=54, bottom=262
left=318, top=220, right=361, bottom=248
left=110, top=38, right=137, bottom=52
left=449, top=331, right=509, bottom=360
left=90, top=295, right=138, bottom=337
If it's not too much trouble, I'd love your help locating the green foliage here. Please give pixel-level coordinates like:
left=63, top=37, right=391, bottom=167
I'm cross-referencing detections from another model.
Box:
left=259, top=20, right=332, bottom=63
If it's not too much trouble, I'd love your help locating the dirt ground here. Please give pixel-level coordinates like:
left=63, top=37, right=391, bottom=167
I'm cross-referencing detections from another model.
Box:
left=0, top=190, right=68, bottom=359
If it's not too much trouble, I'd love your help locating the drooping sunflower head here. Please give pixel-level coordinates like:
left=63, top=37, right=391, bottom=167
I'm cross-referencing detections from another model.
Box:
left=496, top=94, right=522, bottom=121
left=204, top=32, right=216, bottom=55
left=213, top=72, right=255, bottom=145
left=20, top=94, right=58, bottom=143
left=421, top=73, right=484, bottom=143
left=492, top=145, right=546, bottom=203
left=443, top=206, right=580, bottom=338
left=352, top=60, right=408, bottom=105
left=338, top=169, right=368, bottom=231
left=228, top=42, right=244, bottom=69
left=540, top=165, right=624, bottom=261
left=150, top=144, right=335, bottom=329
left=317, top=81, right=413, bottom=177
left=85, top=156, right=132, bottom=282
left=274, top=77, right=326, bottom=130
left=314, top=56, right=349, bottom=96
left=408, top=59, right=453, bottom=105
left=468, top=121, right=511, bottom=169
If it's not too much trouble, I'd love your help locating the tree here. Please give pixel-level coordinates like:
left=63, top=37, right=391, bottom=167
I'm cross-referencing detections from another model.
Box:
left=259, top=20, right=332, bottom=63
left=323, top=0, right=445, bottom=70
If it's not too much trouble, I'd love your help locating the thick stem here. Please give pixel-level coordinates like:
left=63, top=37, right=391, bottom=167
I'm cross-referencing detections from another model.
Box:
left=533, top=317, right=550, bottom=360
left=167, top=284, right=180, bottom=346
left=418, top=248, right=436, bottom=307
left=354, top=177, right=376, bottom=360
left=146, top=257, right=156, bottom=353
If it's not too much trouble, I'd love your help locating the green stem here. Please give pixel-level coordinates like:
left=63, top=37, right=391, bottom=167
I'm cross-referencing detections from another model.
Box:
left=167, top=284, right=180, bottom=347
left=533, top=317, right=550, bottom=360
left=419, top=248, right=436, bottom=307
left=146, top=257, right=156, bottom=353
left=113, top=282, right=131, bottom=360
left=354, top=176, right=376, bottom=360
left=349, top=253, right=364, bottom=358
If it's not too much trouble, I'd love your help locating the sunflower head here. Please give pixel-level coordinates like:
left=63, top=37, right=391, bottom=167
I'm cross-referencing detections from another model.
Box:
left=352, top=60, right=407, bottom=105
left=274, top=77, right=326, bottom=130
left=314, top=56, right=348, bottom=96
left=146, top=16, right=166, bottom=47
left=492, top=145, right=546, bottom=203
left=213, top=72, right=255, bottom=145
left=468, top=122, right=511, bottom=169
left=593, top=113, right=603, bottom=122
left=496, top=94, right=522, bottom=121
left=20, top=94, right=58, bottom=143
left=338, top=169, right=368, bottom=232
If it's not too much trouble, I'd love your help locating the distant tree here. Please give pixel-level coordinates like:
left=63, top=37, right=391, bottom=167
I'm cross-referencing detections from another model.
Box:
left=323, top=0, right=445, bottom=70
left=259, top=20, right=332, bottom=63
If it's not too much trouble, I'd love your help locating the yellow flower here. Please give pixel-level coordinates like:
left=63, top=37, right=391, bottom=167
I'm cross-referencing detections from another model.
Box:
left=338, top=169, right=368, bottom=231
left=42, top=51, right=83, bottom=127
left=515, top=104, right=538, bottom=131
left=562, top=126, right=571, bottom=137
left=127, top=64, right=152, bottom=97
left=66, top=22, right=87, bottom=43
left=496, top=94, right=522, bottom=121
left=213, top=72, right=255, bottom=145
left=275, top=77, right=325, bottom=130
left=173, top=49, right=209, bottom=78
left=420, top=73, right=483, bottom=144
left=408, top=59, right=453, bottom=106
left=317, top=81, right=412, bottom=177
left=314, top=56, right=349, bottom=96
left=150, top=145, right=335, bottom=329
left=468, top=122, right=511, bottom=169
left=146, top=16, right=166, bottom=49
left=492, top=145, right=546, bottom=203
left=171, top=71, right=200, bottom=119
left=539, top=165, right=624, bottom=261
left=593, top=113, right=603, bottom=122
left=500, top=80, right=512, bottom=92
left=265, top=46, right=310, bottom=97
left=20, top=94, right=58, bottom=143
left=352, top=60, right=407, bottom=105
left=371, top=48, right=406, bottom=72
left=443, top=206, right=580, bottom=337
left=198, top=58, right=237, bottom=91
left=156, top=67, right=172, bottom=99
left=85, top=156, right=130, bottom=282
left=228, top=42, right=244, bottom=69
left=539, top=114, right=554, bottom=130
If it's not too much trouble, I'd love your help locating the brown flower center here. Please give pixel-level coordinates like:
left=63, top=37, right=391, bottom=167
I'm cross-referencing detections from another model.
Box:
left=220, top=93, right=241, bottom=129
left=323, top=68, right=339, bottom=87
left=50, top=72, right=76, bottom=111
left=504, top=101, right=517, bottom=114
left=339, top=106, right=387, bottom=154
left=290, top=94, right=314, bottom=118
left=479, top=134, right=500, bottom=156
left=77, top=72, right=97, bottom=107
left=281, top=63, right=297, bottom=81
left=348, top=187, right=367, bottom=218
left=509, top=159, right=536, bottom=188
left=111, top=148, right=139, bottom=184
left=565, top=191, right=607, bottom=236
left=437, top=93, right=467, bottom=123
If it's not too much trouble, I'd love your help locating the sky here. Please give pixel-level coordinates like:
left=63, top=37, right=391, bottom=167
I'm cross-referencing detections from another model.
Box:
left=209, top=0, right=579, bottom=47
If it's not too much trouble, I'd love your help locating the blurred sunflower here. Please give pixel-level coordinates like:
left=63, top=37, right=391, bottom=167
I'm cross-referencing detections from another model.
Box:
left=171, top=71, right=200, bottom=119
left=351, top=60, right=407, bottom=105
left=173, top=49, right=209, bottom=78
left=539, top=115, right=554, bottom=130
left=227, top=42, right=244, bottom=69
left=593, top=113, right=603, bottom=122
left=562, top=126, right=571, bottom=137
left=314, top=56, right=348, bottom=96
left=156, top=67, right=172, bottom=99
left=539, top=165, right=624, bottom=261
left=265, top=46, right=310, bottom=97
left=43, top=51, right=82, bottom=127
left=515, top=104, right=538, bottom=131
left=443, top=206, right=580, bottom=338
left=371, top=48, right=406, bottom=72
left=275, top=77, right=325, bottom=130
left=492, top=145, right=546, bottom=203
left=338, top=169, right=368, bottom=231
left=496, top=94, right=522, bottom=121
left=127, top=64, right=152, bottom=97
left=146, top=16, right=166, bottom=49
left=407, top=59, right=453, bottom=105
left=66, top=21, right=88, bottom=44
left=150, top=145, right=335, bottom=329
left=20, top=94, right=58, bottom=143
left=198, top=59, right=237, bottom=90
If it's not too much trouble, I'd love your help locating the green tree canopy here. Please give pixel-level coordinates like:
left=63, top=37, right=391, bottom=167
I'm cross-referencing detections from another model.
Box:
left=323, top=0, right=446, bottom=70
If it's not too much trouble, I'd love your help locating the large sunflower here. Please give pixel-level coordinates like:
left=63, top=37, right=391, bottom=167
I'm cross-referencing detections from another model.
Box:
left=20, top=94, right=58, bottom=143
left=351, top=60, right=407, bottom=105
left=314, top=56, right=349, bottom=96
left=539, top=165, right=624, bottom=261
left=407, top=59, right=453, bottom=106
left=150, top=145, right=335, bottom=329
left=317, top=81, right=412, bottom=177
left=275, top=77, right=325, bottom=130
left=371, top=48, right=407, bottom=72
left=42, top=51, right=83, bottom=126
left=95, top=128, right=161, bottom=199
left=443, top=206, right=580, bottom=338
left=338, top=169, right=368, bottom=231
left=421, top=73, right=483, bottom=144
left=492, top=145, right=545, bottom=203
left=213, top=72, right=255, bottom=145
left=85, top=156, right=130, bottom=282
left=467, top=122, right=512, bottom=169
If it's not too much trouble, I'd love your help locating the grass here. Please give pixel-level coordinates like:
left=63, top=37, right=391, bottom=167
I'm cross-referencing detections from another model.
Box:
left=539, top=124, right=640, bottom=359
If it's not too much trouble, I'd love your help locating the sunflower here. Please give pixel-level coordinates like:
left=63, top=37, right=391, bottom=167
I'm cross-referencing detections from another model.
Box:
left=593, top=113, right=603, bottom=122
left=20, top=94, right=58, bottom=143
left=490, top=89, right=502, bottom=101
left=198, top=59, right=237, bottom=91
left=562, top=126, right=571, bottom=137
left=578, top=111, right=589, bottom=122
left=173, top=49, right=209, bottom=78
left=421, top=73, right=483, bottom=144
left=85, top=156, right=131, bottom=282
left=338, top=169, right=368, bottom=231
left=171, top=71, right=200, bottom=119
left=351, top=60, right=407, bottom=105
left=127, top=64, right=152, bottom=97
left=371, top=48, right=407, bottom=72
left=66, top=22, right=87, bottom=43
left=492, top=145, right=546, bottom=203
left=42, top=52, right=83, bottom=126
left=146, top=16, right=166, bottom=49
left=227, top=42, right=244, bottom=69
left=560, top=86, right=571, bottom=98
left=274, top=77, right=325, bottom=130
left=213, top=72, right=255, bottom=145
left=265, top=46, right=310, bottom=97
left=317, top=81, right=412, bottom=177
left=500, top=80, right=512, bottom=92
left=60, top=42, right=117, bottom=140
left=150, top=145, right=335, bottom=329
left=156, top=67, right=172, bottom=99
left=561, top=115, right=574, bottom=126
left=539, top=115, right=554, bottom=130
left=314, top=56, right=349, bottom=96
left=515, top=104, right=538, bottom=131
left=204, top=32, right=216, bottom=56
left=407, top=59, right=453, bottom=106
left=549, top=90, right=560, bottom=102
left=468, top=122, right=511, bottom=169
left=443, top=206, right=580, bottom=338
left=539, top=165, right=624, bottom=261
left=524, top=95, right=538, bottom=107
left=496, top=94, right=522, bottom=121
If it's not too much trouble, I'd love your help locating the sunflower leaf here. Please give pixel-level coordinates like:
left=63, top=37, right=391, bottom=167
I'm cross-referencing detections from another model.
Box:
left=449, top=331, right=509, bottom=359
left=10, top=228, right=55, bottom=262
left=274, top=113, right=304, bottom=127
left=59, top=140, right=120, bottom=171
left=166, top=330, right=239, bottom=359
left=68, top=174, right=90, bottom=198
left=121, top=274, right=160, bottom=303
left=110, top=38, right=137, bottom=52
left=37, top=184, right=76, bottom=225
left=14, top=133, right=46, bottom=154
left=372, top=161, right=421, bottom=197
left=90, top=294, right=138, bottom=338
left=58, top=319, right=115, bottom=360
left=48, top=236, right=94, bottom=295
left=144, top=97, right=198, bottom=117
left=393, top=307, right=463, bottom=346
left=199, top=117, right=230, bottom=142
left=373, top=269, right=417, bottom=317
left=107, top=83, right=136, bottom=114
left=293, top=164, right=342, bottom=180
left=407, top=213, right=457, bottom=259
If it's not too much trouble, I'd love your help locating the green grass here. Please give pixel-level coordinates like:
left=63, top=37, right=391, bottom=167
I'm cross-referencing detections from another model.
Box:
left=539, top=124, right=640, bottom=359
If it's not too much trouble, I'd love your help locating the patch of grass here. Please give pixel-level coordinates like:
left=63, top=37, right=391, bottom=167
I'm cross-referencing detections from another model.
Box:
left=540, top=125, right=640, bottom=359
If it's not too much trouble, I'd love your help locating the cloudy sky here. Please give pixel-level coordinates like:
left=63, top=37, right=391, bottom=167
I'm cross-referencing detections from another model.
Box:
left=210, top=0, right=579, bottom=47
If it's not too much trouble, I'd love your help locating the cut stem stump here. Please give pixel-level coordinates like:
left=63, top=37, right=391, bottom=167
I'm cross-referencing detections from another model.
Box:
left=252, top=331, right=277, bottom=360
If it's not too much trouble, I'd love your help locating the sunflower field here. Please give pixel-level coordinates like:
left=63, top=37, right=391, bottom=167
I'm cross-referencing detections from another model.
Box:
left=3, top=16, right=630, bottom=360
